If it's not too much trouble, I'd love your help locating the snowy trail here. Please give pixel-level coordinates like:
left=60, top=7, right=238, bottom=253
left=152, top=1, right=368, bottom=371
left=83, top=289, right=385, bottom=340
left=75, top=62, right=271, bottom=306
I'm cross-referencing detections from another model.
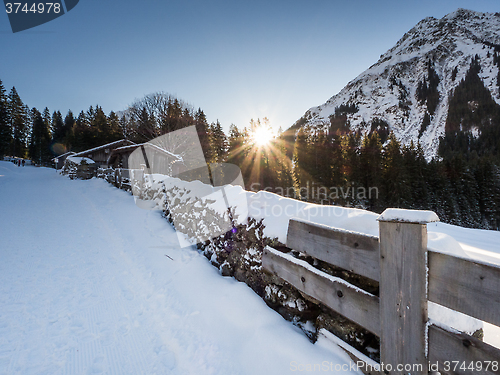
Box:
left=0, top=162, right=359, bottom=375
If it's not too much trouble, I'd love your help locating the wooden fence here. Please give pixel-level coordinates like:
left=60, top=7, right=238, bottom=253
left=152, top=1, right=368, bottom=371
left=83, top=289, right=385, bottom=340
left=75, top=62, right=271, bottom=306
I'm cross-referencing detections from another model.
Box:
left=262, top=209, right=500, bottom=375
left=98, top=168, right=139, bottom=191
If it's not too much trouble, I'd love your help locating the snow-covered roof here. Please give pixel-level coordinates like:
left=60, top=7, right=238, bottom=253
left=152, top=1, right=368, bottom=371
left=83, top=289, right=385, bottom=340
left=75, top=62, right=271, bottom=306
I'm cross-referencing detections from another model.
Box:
left=145, top=143, right=182, bottom=161
left=51, top=151, right=75, bottom=162
left=73, top=140, right=135, bottom=157
left=113, top=144, right=140, bottom=153
left=66, top=156, right=96, bottom=165
left=110, top=142, right=182, bottom=161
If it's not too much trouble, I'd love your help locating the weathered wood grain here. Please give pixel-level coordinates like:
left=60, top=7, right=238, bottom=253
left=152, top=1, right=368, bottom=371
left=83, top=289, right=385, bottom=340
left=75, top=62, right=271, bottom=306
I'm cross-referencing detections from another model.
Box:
left=429, top=325, right=500, bottom=375
left=262, top=246, right=381, bottom=336
left=379, top=221, right=428, bottom=374
left=428, top=251, right=500, bottom=328
left=287, top=219, right=380, bottom=282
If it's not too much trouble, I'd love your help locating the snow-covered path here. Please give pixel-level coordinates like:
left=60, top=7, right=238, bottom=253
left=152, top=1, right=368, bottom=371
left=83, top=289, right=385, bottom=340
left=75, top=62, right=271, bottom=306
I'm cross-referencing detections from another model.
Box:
left=0, top=162, right=358, bottom=375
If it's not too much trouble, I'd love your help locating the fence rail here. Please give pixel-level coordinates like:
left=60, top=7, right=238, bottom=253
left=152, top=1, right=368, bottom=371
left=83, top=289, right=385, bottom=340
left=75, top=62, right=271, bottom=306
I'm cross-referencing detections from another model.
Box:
left=263, top=211, right=500, bottom=375
left=98, top=168, right=139, bottom=191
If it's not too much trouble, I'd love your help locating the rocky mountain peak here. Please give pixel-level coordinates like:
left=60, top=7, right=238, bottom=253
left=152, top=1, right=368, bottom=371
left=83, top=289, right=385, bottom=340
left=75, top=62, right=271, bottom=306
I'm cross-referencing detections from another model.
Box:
left=296, top=9, right=500, bottom=159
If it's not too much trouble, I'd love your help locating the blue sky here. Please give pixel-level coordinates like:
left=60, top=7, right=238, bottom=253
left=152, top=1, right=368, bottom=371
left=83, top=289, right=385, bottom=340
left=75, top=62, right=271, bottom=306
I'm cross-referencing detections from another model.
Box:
left=0, top=0, right=498, bottom=133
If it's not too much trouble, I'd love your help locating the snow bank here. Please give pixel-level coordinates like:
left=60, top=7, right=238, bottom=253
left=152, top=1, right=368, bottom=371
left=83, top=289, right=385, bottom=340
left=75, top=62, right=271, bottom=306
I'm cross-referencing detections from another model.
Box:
left=247, top=190, right=380, bottom=243
left=0, top=161, right=361, bottom=375
left=136, top=173, right=500, bottom=265
left=85, top=168, right=500, bottom=349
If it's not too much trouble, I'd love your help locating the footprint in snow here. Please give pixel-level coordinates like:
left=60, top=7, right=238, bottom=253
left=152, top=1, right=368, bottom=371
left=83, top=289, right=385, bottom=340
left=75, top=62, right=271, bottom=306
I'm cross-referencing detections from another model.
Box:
left=154, top=345, right=177, bottom=371
left=121, top=288, right=134, bottom=301
left=88, top=355, right=105, bottom=374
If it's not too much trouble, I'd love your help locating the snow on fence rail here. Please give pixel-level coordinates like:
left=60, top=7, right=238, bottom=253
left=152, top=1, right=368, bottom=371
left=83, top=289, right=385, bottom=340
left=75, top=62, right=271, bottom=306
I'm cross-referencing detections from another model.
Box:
left=263, top=211, right=500, bottom=375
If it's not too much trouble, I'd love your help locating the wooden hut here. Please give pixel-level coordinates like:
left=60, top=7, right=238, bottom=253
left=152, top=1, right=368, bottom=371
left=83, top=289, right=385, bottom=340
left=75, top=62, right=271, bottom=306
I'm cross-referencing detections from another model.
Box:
left=72, top=140, right=135, bottom=168
left=52, top=151, right=75, bottom=170
left=107, top=143, right=184, bottom=176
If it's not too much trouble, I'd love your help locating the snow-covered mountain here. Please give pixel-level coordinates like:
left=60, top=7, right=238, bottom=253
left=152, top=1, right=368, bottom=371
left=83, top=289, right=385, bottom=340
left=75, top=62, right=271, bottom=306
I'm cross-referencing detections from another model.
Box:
left=297, top=9, right=500, bottom=159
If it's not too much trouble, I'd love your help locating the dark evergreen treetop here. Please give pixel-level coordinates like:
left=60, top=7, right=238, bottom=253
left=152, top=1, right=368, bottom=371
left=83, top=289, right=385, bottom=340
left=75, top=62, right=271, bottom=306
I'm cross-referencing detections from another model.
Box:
left=0, top=79, right=10, bottom=158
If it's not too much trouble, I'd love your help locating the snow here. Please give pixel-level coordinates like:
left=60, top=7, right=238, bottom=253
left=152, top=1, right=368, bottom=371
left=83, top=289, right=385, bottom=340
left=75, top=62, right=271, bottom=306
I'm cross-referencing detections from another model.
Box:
left=377, top=208, right=439, bottom=224
left=246, top=190, right=380, bottom=243
left=0, top=161, right=360, bottom=374
left=130, top=174, right=500, bottom=347
left=428, top=302, right=482, bottom=335
left=242, top=190, right=500, bottom=346
left=142, top=173, right=500, bottom=269
left=2, top=161, right=500, bottom=373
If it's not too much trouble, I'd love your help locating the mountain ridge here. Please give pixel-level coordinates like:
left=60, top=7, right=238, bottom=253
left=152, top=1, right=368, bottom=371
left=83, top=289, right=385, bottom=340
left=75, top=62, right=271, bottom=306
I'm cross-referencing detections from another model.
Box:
left=294, top=8, right=500, bottom=159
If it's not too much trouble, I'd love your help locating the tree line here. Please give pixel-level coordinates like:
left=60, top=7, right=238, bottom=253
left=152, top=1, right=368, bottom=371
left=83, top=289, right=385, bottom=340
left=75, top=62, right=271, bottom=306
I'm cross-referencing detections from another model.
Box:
left=284, top=54, right=500, bottom=230
left=1, top=49, right=499, bottom=231
left=289, top=126, right=500, bottom=230
left=0, top=85, right=226, bottom=166
left=0, top=79, right=126, bottom=164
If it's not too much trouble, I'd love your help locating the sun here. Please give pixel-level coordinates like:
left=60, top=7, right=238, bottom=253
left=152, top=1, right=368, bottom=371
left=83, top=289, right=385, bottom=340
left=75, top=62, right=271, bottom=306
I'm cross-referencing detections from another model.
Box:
left=251, top=125, right=274, bottom=147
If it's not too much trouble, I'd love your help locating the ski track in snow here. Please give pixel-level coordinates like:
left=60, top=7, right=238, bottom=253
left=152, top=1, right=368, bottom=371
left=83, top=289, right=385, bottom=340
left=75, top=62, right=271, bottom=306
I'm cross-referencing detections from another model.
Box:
left=0, top=162, right=359, bottom=375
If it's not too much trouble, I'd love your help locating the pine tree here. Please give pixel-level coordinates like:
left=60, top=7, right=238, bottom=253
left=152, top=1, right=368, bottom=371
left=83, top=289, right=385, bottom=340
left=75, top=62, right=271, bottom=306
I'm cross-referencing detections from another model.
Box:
left=210, top=120, right=227, bottom=163
left=51, top=110, right=66, bottom=155
left=63, top=110, right=76, bottom=150
left=381, top=133, right=410, bottom=208
left=0, top=79, right=11, bottom=158
left=359, top=132, right=383, bottom=210
left=292, top=126, right=313, bottom=199
left=71, top=111, right=92, bottom=152
left=446, top=155, right=481, bottom=227
left=119, top=115, right=129, bottom=140
left=194, top=108, right=213, bottom=164
left=426, top=160, right=456, bottom=224
left=107, top=111, right=123, bottom=142
left=29, top=108, right=52, bottom=164
left=8, top=87, right=29, bottom=158
left=273, top=127, right=293, bottom=194
left=409, top=142, right=429, bottom=209
left=170, top=99, right=183, bottom=131
left=475, top=157, right=499, bottom=229
left=226, top=124, right=246, bottom=169
left=92, top=106, right=111, bottom=144
left=340, top=131, right=361, bottom=206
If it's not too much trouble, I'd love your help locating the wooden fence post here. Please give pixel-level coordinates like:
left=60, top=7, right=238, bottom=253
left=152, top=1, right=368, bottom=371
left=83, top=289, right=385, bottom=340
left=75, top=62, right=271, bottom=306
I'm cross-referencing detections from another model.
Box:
left=378, top=209, right=439, bottom=375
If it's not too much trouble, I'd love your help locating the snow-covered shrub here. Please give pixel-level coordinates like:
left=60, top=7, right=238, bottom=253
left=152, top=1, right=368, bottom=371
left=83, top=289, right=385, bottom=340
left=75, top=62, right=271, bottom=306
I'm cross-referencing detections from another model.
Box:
left=157, top=180, right=380, bottom=360
left=160, top=183, right=234, bottom=244
left=97, top=167, right=116, bottom=184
